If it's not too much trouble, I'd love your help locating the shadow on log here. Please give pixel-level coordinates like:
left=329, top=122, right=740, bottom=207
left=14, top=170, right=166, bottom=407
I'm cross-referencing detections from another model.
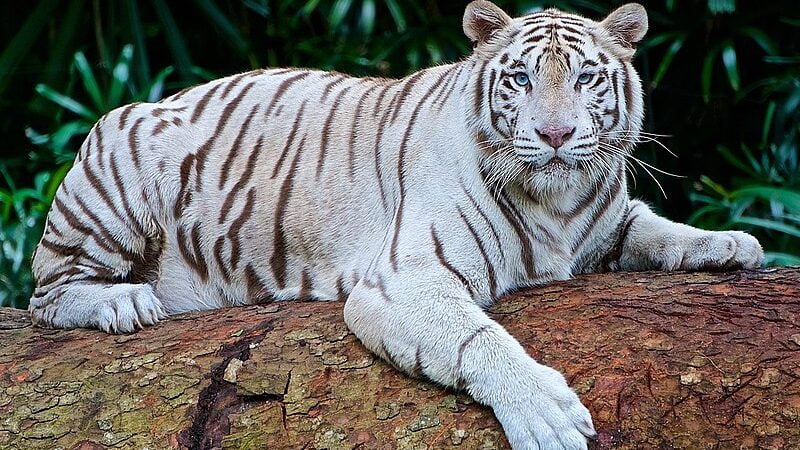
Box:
left=1, top=269, right=799, bottom=449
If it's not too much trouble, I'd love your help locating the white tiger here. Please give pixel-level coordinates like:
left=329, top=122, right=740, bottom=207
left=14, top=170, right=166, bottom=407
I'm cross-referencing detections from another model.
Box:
left=29, top=2, right=763, bottom=448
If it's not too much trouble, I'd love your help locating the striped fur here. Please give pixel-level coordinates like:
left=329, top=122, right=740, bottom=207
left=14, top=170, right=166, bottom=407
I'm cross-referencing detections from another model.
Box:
left=29, top=3, right=763, bottom=448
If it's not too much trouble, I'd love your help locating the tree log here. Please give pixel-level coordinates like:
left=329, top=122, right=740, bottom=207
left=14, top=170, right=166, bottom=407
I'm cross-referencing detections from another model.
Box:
left=1, top=269, right=799, bottom=449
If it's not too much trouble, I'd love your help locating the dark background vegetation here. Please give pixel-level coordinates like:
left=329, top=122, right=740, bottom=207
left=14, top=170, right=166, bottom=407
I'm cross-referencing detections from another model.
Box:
left=1, top=0, right=798, bottom=308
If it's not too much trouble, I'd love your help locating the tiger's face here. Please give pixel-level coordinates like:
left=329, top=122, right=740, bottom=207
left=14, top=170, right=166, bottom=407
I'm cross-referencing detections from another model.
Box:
left=465, top=1, right=648, bottom=194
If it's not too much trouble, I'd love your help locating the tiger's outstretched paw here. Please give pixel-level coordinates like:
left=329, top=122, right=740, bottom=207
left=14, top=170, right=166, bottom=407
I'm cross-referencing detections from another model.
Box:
left=487, top=362, right=594, bottom=450
left=660, top=230, right=764, bottom=271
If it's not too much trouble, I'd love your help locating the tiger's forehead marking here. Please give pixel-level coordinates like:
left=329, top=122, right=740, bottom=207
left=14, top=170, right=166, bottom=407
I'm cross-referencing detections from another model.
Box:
left=511, top=10, right=598, bottom=73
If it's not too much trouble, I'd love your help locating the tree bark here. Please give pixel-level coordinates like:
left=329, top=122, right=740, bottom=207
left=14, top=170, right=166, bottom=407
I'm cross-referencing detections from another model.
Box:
left=1, top=269, right=798, bottom=449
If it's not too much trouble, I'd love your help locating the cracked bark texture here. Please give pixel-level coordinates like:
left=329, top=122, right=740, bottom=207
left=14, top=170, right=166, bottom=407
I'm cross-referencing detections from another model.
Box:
left=1, top=269, right=799, bottom=449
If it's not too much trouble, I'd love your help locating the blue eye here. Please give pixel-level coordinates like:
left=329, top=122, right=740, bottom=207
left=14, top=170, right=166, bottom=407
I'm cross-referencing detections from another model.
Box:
left=513, top=72, right=530, bottom=86
left=577, top=72, right=593, bottom=84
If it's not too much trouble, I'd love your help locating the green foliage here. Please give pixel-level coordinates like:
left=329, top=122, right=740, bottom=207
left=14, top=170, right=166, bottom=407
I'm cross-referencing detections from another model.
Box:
left=0, top=0, right=798, bottom=307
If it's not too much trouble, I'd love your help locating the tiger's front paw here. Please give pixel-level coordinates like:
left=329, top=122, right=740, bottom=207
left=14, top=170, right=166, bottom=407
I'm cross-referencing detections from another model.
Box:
left=663, top=230, right=764, bottom=271
left=485, top=362, right=595, bottom=450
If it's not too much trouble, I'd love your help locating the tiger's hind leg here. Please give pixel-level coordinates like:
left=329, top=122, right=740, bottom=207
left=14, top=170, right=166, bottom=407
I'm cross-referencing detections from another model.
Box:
left=29, top=121, right=166, bottom=333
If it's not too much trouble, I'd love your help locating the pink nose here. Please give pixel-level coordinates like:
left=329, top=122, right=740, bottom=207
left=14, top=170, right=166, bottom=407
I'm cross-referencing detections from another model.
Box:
left=535, top=126, right=575, bottom=149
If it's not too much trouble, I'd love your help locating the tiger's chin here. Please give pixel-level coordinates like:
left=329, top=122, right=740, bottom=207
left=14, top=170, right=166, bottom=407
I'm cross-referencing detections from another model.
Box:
left=519, top=157, right=590, bottom=195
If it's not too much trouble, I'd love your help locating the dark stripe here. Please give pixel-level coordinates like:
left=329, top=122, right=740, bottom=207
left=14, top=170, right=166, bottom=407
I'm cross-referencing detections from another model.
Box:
left=190, top=222, right=209, bottom=281
left=227, top=188, right=256, bottom=271
left=176, top=223, right=208, bottom=281
left=271, top=100, right=307, bottom=179
left=316, top=85, right=352, bottom=179
left=390, top=71, right=426, bottom=123
left=348, top=84, right=379, bottom=180
left=560, top=178, right=604, bottom=223
left=108, top=153, right=144, bottom=235
left=244, top=264, right=270, bottom=303
left=460, top=181, right=504, bottom=258
left=168, top=85, right=196, bottom=103
left=455, top=325, right=490, bottom=390
left=418, top=70, right=451, bottom=109
left=572, top=164, right=625, bottom=254
left=151, top=120, right=170, bottom=136
left=264, top=72, right=312, bottom=117
left=220, top=72, right=252, bottom=98
left=298, top=270, right=312, bottom=300
left=371, top=106, right=392, bottom=211
left=335, top=275, right=346, bottom=301
left=478, top=165, right=536, bottom=279
left=270, top=135, right=305, bottom=289
left=73, top=195, right=135, bottom=260
left=52, top=196, right=94, bottom=239
left=151, top=105, right=187, bottom=117
left=129, top=117, right=145, bottom=168
left=190, top=83, right=223, bottom=123
left=219, top=135, right=263, bottom=224
left=389, top=86, right=429, bottom=271
left=362, top=274, right=391, bottom=303
left=218, top=103, right=260, bottom=190
left=409, top=346, right=425, bottom=379
left=457, top=206, right=497, bottom=297
left=319, top=74, right=347, bottom=103
left=194, top=81, right=257, bottom=188
left=430, top=225, right=474, bottom=297
left=118, top=103, right=140, bottom=130
left=622, top=63, right=634, bottom=118
left=82, top=159, right=129, bottom=228
left=473, top=61, right=487, bottom=120
left=372, top=81, right=396, bottom=116
left=174, top=154, right=195, bottom=219
left=213, top=236, right=231, bottom=283
left=94, top=122, right=106, bottom=168
left=431, top=67, right=459, bottom=109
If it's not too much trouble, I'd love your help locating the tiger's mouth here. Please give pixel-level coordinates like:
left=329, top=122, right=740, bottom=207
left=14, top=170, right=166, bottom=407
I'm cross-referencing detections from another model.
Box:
left=524, top=155, right=578, bottom=172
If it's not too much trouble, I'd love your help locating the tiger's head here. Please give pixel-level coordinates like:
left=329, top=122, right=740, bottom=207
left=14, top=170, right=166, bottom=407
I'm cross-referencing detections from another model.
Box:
left=464, top=1, right=647, bottom=194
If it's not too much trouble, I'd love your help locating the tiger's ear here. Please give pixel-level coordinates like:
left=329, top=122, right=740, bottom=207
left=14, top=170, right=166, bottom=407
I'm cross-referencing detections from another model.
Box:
left=463, top=1, right=512, bottom=46
left=600, top=3, right=648, bottom=48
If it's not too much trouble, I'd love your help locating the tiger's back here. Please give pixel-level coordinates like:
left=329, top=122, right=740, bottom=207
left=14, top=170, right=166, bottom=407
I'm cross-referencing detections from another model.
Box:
left=30, top=64, right=472, bottom=326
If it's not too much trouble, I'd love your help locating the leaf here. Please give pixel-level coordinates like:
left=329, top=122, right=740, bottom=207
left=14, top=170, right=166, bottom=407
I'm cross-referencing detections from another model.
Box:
left=359, top=0, right=376, bottom=35
left=734, top=216, right=800, bottom=238
left=730, top=186, right=800, bottom=212
left=108, top=45, right=134, bottom=109
left=764, top=252, right=800, bottom=266
left=738, top=26, right=778, bottom=56
left=716, top=145, right=756, bottom=177
left=300, top=0, right=323, bottom=17
left=761, top=101, right=776, bottom=147
left=141, top=66, right=175, bottom=103
left=73, top=52, right=105, bottom=111
left=0, top=0, right=60, bottom=96
left=651, top=36, right=686, bottom=89
left=152, top=0, right=194, bottom=80
left=699, top=175, right=730, bottom=198
left=124, top=0, right=151, bottom=90
left=329, top=0, right=354, bottom=30
left=195, top=0, right=251, bottom=56
left=721, top=41, right=740, bottom=91
left=385, top=0, right=407, bottom=32
left=701, top=45, right=721, bottom=103
left=708, top=0, right=735, bottom=14
left=35, top=84, right=97, bottom=121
